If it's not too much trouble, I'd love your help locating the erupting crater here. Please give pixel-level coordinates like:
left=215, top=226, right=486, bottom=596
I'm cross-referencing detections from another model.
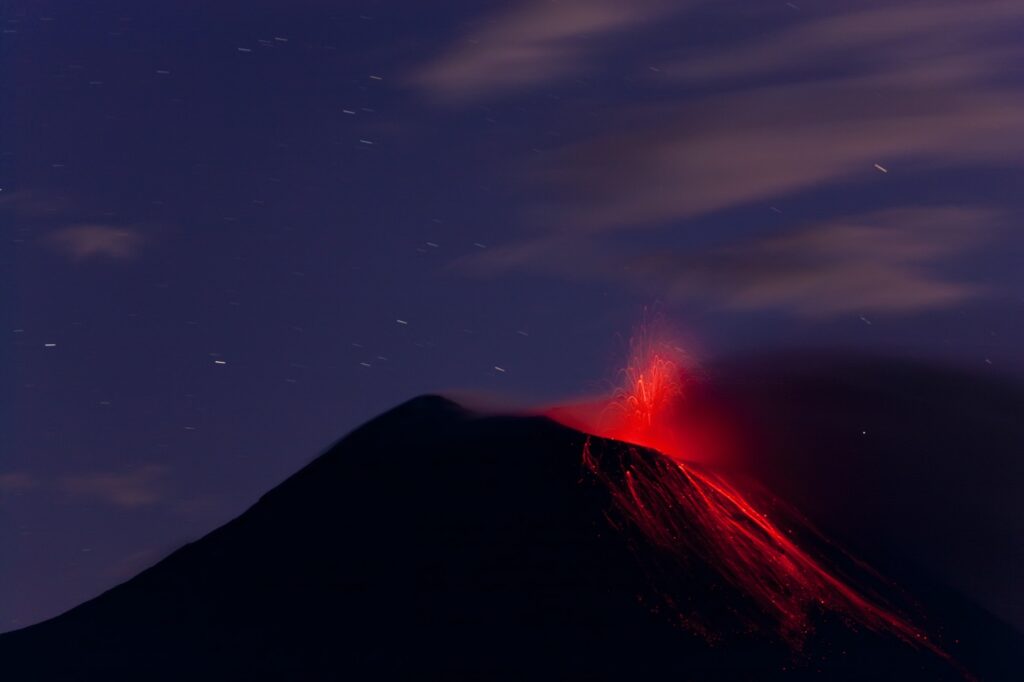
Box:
left=548, top=327, right=946, bottom=658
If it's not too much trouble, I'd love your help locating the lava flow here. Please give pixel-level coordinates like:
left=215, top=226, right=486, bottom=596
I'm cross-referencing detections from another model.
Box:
left=549, top=330, right=947, bottom=657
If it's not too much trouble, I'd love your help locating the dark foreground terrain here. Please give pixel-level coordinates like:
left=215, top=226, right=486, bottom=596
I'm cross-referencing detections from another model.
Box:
left=2, top=357, right=1021, bottom=680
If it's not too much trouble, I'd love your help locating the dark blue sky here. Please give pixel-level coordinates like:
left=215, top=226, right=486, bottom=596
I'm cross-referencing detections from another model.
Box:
left=3, top=0, right=1023, bottom=631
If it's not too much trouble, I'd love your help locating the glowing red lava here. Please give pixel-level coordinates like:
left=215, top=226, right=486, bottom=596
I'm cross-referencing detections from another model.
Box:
left=549, top=328, right=947, bottom=658
left=604, top=333, right=687, bottom=456
left=548, top=332, right=705, bottom=462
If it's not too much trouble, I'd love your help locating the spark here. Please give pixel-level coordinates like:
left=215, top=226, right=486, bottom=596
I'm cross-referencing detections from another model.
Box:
left=874, top=163, right=889, bottom=173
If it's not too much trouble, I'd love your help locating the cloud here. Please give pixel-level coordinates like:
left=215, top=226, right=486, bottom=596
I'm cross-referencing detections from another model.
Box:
left=105, top=547, right=165, bottom=581
left=474, top=206, right=999, bottom=316
left=0, top=188, right=73, bottom=218
left=546, top=0, right=1023, bottom=230
left=3, top=191, right=152, bottom=261
left=666, top=0, right=1024, bottom=85
left=460, top=1, right=1023, bottom=317
left=545, top=61, right=1024, bottom=232
left=47, top=225, right=145, bottom=261
left=0, top=472, right=37, bottom=493
left=648, top=207, right=995, bottom=315
left=412, top=0, right=684, bottom=101
left=60, top=465, right=167, bottom=508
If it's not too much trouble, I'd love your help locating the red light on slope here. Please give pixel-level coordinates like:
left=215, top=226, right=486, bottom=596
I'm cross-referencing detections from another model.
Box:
left=582, top=439, right=942, bottom=652
left=548, top=325, right=949, bottom=660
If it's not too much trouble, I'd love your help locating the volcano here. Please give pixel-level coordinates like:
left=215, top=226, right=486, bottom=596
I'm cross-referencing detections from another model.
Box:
left=2, top=358, right=1022, bottom=680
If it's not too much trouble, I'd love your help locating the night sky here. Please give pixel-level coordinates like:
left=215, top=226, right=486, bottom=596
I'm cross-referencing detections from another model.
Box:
left=3, top=0, right=1023, bottom=632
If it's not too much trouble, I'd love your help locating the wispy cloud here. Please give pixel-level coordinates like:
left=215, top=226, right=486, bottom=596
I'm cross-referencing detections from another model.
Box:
left=459, top=0, right=1023, bottom=315
left=412, top=0, right=685, bottom=101
left=666, top=0, right=1024, bottom=85
left=0, top=188, right=73, bottom=218
left=0, top=472, right=37, bottom=493
left=47, top=224, right=145, bottom=261
left=641, top=207, right=995, bottom=315
left=105, top=547, right=165, bottom=581
left=60, top=465, right=167, bottom=508
left=545, top=31, right=1024, bottom=230
left=475, top=206, right=998, bottom=316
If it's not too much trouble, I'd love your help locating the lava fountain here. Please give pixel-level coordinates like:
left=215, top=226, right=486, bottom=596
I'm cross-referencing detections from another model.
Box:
left=548, top=326, right=948, bottom=658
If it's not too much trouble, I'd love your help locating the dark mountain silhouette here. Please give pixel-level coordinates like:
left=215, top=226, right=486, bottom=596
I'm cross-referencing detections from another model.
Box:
left=2, top=358, right=1022, bottom=681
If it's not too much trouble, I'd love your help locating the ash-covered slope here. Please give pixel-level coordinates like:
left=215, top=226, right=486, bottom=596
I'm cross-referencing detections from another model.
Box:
left=1, top=386, right=1020, bottom=680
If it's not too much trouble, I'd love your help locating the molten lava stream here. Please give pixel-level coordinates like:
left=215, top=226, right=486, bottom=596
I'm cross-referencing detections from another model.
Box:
left=548, top=334, right=948, bottom=659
